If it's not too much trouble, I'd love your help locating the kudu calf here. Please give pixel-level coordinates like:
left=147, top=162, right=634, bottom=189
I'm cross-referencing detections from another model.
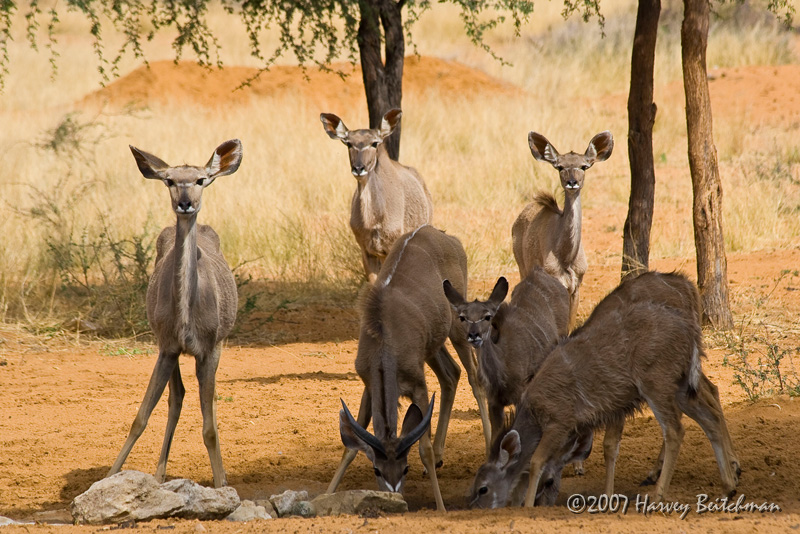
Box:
left=327, top=225, right=487, bottom=511
left=106, top=140, right=242, bottom=488
left=512, top=131, right=613, bottom=328
left=321, top=109, right=433, bottom=283
left=470, top=272, right=740, bottom=508
left=443, top=268, right=569, bottom=446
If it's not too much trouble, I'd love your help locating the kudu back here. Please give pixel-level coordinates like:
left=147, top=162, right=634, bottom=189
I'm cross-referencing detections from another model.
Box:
left=327, top=225, right=480, bottom=511
left=320, top=109, right=433, bottom=283
left=512, top=131, right=613, bottom=328
left=444, top=267, right=569, bottom=445
left=107, top=140, right=242, bottom=487
left=470, top=271, right=740, bottom=508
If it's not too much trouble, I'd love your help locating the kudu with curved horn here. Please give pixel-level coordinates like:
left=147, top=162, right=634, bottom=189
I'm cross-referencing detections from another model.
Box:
left=327, top=225, right=485, bottom=511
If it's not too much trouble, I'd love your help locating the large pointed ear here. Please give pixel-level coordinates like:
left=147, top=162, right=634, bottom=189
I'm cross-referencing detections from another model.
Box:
left=584, top=131, right=613, bottom=164
left=487, top=277, right=509, bottom=308
left=205, top=139, right=243, bottom=180
left=497, top=430, right=522, bottom=470
left=339, top=399, right=386, bottom=460
left=378, top=109, right=402, bottom=139
left=528, top=132, right=559, bottom=165
left=396, top=394, right=435, bottom=458
left=443, top=280, right=466, bottom=308
left=130, top=145, right=170, bottom=180
left=320, top=113, right=349, bottom=141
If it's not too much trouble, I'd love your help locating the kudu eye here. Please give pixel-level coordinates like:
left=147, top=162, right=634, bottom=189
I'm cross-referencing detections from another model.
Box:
left=478, top=486, right=489, bottom=495
left=555, top=165, right=564, bottom=172
left=164, top=179, right=175, bottom=187
left=373, top=467, right=382, bottom=478
left=581, top=164, right=590, bottom=171
left=459, top=316, right=466, bottom=322
left=345, top=141, right=353, bottom=148
left=484, top=315, right=492, bottom=321
left=371, top=141, right=379, bottom=148
left=196, top=178, right=205, bottom=186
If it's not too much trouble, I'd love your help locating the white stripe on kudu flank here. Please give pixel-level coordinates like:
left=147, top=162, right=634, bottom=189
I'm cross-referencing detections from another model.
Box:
left=383, top=224, right=429, bottom=287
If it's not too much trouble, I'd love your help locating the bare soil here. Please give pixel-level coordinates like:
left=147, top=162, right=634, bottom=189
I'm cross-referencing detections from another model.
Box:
left=3, top=58, right=800, bottom=532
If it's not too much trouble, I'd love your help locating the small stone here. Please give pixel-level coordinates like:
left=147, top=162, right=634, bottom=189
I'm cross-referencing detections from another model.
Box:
left=269, top=490, right=308, bottom=517
left=0, top=516, right=20, bottom=526
left=194, top=523, right=207, bottom=532
left=226, top=500, right=272, bottom=522
left=32, top=509, right=73, bottom=524
left=311, top=490, right=407, bottom=517
left=291, top=501, right=316, bottom=518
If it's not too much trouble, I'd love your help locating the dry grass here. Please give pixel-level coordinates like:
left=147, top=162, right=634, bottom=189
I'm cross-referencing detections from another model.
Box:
left=0, top=0, right=798, bottom=335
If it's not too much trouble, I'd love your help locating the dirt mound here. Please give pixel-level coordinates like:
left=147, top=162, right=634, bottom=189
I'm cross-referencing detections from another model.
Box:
left=80, top=56, right=519, bottom=111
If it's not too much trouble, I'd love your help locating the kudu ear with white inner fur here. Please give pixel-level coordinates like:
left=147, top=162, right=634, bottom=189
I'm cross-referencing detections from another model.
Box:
left=528, top=132, right=559, bottom=165
left=584, top=131, right=614, bottom=164
left=396, top=394, right=436, bottom=458
left=129, top=146, right=170, bottom=180
left=205, top=139, right=243, bottom=182
left=442, top=280, right=466, bottom=307
left=497, top=430, right=522, bottom=469
left=379, top=109, right=403, bottom=139
left=320, top=113, right=350, bottom=141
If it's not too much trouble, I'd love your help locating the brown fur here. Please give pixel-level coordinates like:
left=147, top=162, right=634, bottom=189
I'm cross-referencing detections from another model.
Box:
left=327, top=225, right=489, bottom=511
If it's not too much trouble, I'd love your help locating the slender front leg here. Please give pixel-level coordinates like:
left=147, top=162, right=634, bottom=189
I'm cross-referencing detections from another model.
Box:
left=426, top=346, right=461, bottom=467
left=524, top=429, right=567, bottom=508
left=196, top=344, right=226, bottom=488
left=107, top=349, right=179, bottom=478
left=411, top=390, right=446, bottom=511
left=451, top=337, right=491, bottom=455
left=327, top=387, right=372, bottom=493
left=602, top=419, right=624, bottom=495
left=155, top=363, right=186, bottom=482
left=652, top=420, right=684, bottom=502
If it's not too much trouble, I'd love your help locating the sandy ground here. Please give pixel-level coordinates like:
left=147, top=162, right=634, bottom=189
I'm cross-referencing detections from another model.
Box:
left=2, top=58, right=800, bottom=532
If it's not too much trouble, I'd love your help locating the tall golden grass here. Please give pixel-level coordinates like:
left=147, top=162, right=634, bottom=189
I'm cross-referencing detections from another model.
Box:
left=0, top=0, right=798, bottom=333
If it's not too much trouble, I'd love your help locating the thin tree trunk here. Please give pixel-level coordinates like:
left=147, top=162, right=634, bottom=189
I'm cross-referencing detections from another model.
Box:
left=357, top=0, right=405, bottom=160
left=622, top=0, right=660, bottom=279
left=681, top=0, right=733, bottom=328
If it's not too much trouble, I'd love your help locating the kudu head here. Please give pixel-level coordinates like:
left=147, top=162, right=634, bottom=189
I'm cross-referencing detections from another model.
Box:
left=320, top=109, right=402, bottom=180
left=469, top=426, right=593, bottom=508
left=528, top=131, right=613, bottom=192
left=443, top=277, right=509, bottom=348
left=338, top=394, right=435, bottom=494
left=131, top=139, right=243, bottom=217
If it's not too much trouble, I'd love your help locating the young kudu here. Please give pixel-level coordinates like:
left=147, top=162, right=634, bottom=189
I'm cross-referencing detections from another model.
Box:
left=512, top=131, right=613, bottom=328
left=443, top=268, right=569, bottom=446
left=106, top=140, right=242, bottom=488
left=470, top=272, right=740, bottom=508
left=327, top=225, right=487, bottom=511
left=320, top=109, right=433, bottom=283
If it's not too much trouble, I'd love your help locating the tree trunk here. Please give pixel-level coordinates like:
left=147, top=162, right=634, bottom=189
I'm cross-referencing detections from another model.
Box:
left=357, top=0, right=404, bottom=160
left=622, top=0, right=660, bottom=279
left=681, top=0, right=734, bottom=328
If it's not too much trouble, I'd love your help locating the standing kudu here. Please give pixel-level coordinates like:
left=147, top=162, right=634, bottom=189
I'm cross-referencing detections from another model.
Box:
left=320, top=109, right=433, bottom=283
left=512, top=131, right=613, bottom=328
left=470, top=272, right=740, bottom=508
left=106, top=140, right=242, bottom=488
left=443, top=268, right=569, bottom=446
left=327, top=225, right=489, bottom=511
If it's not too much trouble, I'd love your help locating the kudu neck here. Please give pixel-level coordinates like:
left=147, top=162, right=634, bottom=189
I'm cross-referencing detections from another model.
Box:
left=173, top=213, right=199, bottom=323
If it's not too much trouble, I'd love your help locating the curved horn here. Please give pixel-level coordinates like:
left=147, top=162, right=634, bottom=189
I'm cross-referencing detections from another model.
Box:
left=396, top=393, right=436, bottom=458
left=339, top=399, right=387, bottom=458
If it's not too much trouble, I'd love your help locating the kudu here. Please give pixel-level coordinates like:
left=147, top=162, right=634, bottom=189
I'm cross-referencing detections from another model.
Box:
left=106, top=140, right=242, bottom=488
left=443, top=268, right=569, bottom=446
left=512, top=131, right=613, bottom=328
left=470, top=272, right=740, bottom=508
left=327, top=225, right=488, bottom=511
left=320, top=109, right=433, bottom=283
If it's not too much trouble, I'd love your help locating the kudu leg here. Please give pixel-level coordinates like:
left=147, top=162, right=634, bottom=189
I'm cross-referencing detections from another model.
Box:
left=641, top=442, right=666, bottom=486
left=426, top=346, right=461, bottom=467
left=651, top=409, right=685, bottom=502
left=155, top=363, right=186, bottom=483
left=196, top=344, right=226, bottom=488
left=602, top=419, right=624, bottom=495
left=451, top=336, right=492, bottom=455
left=107, top=350, right=179, bottom=478
left=523, top=428, right=568, bottom=508
left=327, top=387, right=372, bottom=493
left=678, top=375, right=740, bottom=495
left=411, top=390, right=446, bottom=512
